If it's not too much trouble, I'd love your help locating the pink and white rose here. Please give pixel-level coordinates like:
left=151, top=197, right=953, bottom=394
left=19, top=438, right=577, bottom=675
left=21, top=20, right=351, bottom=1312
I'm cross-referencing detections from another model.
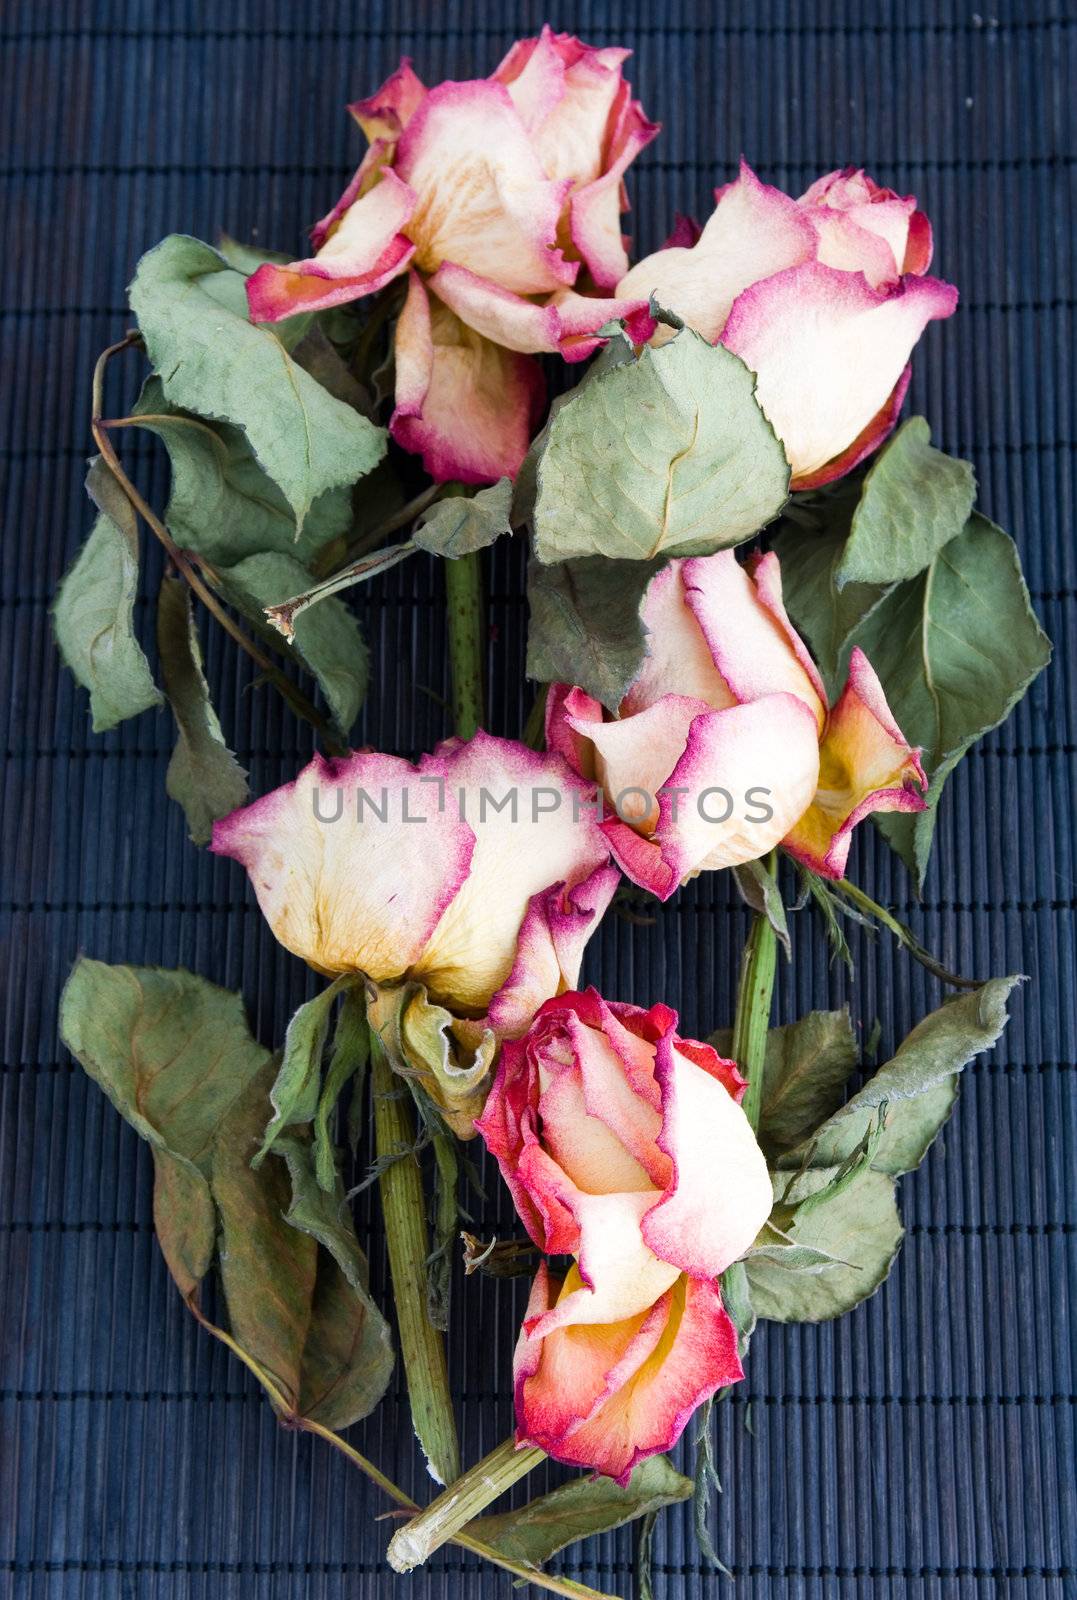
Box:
left=211, top=733, right=618, bottom=1129
left=476, top=989, right=772, bottom=1482
left=546, top=549, right=926, bottom=898
left=247, top=28, right=657, bottom=483
left=618, top=161, right=957, bottom=487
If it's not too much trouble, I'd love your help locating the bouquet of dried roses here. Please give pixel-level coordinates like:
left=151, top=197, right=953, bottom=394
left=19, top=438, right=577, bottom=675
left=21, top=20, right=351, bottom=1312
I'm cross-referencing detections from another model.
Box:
left=54, top=27, right=1049, bottom=1597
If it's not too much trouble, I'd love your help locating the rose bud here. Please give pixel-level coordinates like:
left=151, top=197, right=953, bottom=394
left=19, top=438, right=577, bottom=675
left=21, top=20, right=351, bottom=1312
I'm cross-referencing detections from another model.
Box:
left=617, top=160, right=957, bottom=487
left=211, top=733, right=618, bottom=1132
left=247, top=29, right=657, bottom=483
left=546, top=550, right=926, bottom=899
left=475, top=990, right=773, bottom=1482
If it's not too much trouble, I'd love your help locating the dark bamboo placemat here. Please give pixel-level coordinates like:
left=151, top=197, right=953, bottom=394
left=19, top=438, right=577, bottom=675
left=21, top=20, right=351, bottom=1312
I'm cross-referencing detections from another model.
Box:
left=1, top=2, right=1074, bottom=1595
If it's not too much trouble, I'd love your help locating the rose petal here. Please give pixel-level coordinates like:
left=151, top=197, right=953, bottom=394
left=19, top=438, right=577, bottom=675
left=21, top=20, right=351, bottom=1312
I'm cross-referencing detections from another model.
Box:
left=782, top=646, right=927, bottom=878
left=568, top=84, right=659, bottom=287
left=209, top=751, right=473, bottom=980
left=394, top=80, right=576, bottom=294
left=621, top=561, right=736, bottom=716
left=722, top=260, right=958, bottom=484
left=391, top=274, right=545, bottom=482
left=409, top=733, right=613, bottom=1014
left=576, top=695, right=709, bottom=832
left=617, top=160, right=816, bottom=342
left=426, top=261, right=563, bottom=353
left=601, top=695, right=821, bottom=900
left=535, top=1043, right=658, bottom=1195
left=517, top=1270, right=742, bottom=1483
left=525, top=1188, right=681, bottom=1334
left=348, top=58, right=427, bottom=143
left=641, top=1039, right=774, bottom=1279
left=681, top=551, right=827, bottom=723
left=485, top=864, right=620, bottom=1038
left=796, top=364, right=914, bottom=491
left=246, top=169, right=417, bottom=320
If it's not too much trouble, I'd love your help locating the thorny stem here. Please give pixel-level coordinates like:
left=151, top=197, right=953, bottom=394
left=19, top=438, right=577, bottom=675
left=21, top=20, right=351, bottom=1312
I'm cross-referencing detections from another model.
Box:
left=731, top=850, right=779, bottom=1133
left=90, top=334, right=347, bottom=755
left=445, top=548, right=485, bottom=738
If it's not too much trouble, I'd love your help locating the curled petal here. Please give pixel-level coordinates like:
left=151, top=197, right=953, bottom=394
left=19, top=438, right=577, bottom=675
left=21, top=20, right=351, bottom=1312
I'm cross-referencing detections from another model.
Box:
left=516, top=1266, right=742, bottom=1483
left=547, top=286, right=655, bottom=362
left=722, top=260, right=958, bottom=486
left=567, top=84, right=660, bottom=288
left=391, top=273, right=545, bottom=482
left=617, top=160, right=815, bottom=342
left=621, top=562, right=735, bottom=715
left=681, top=551, right=827, bottom=723
left=246, top=169, right=416, bottom=320
left=394, top=80, right=576, bottom=293
left=579, top=695, right=708, bottom=832
left=209, top=751, right=473, bottom=980
left=348, top=58, right=427, bottom=143
left=783, top=647, right=927, bottom=878
left=641, top=1038, right=773, bottom=1279
left=545, top=682, right=602, bottom=779
left=409, top=732, right=614, bottom=1014
left=600, top=695, right=822, bottom=900
left=485, top=863, right=621, bottom=1038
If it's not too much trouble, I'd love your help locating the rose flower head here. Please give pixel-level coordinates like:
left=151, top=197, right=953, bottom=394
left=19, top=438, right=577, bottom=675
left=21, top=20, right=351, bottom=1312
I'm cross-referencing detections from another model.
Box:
left=546, top=549, right=926, bottom=900
left=247, top=28, right=658, bottom=483
left=212, top=733, right=619, bottom=1132
left=618, top=160, right=957, bottom=487
left=476, top=990, right=773, bottom=1482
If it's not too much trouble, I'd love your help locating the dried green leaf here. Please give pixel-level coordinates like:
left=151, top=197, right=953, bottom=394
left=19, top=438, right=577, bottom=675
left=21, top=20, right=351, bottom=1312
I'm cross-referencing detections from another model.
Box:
left=731, top=858, right=790, bottom=958
left=257, top=977, right=355, bottom=1164
left=474, top=1457, right=692, bottom=1566
left=758, top=1009, right=858, bottom=1158
left=780, top=977, right=1021, bottom=1176
left=216, top=550, right=369, bottom=735
left=770, top=508, right=889, bottom=700
left=60, top=958, right=392, bottom=1429
left=747, top=1164, right=903, bottom=1322
left=211, top=1072, right=393, bottom=1429
left=132, top=376, right=352, bottom=567
left=58, top=959, right=271, bottom=1294
left=526, top=553, right=664, bottom=711
left=129, top=234, right=385, bottom=533
left=849, top=516, right=1051, bottom=884
left=53, top=459, right=163, bottom=732
left=314, top=987, right=370, bottom=1192
left=156, top=577, right=248, bottom=843
left=531, top=329, right=789, bottom=563
left=834, top=417, right=976, bottom=588
left=413, top=479, right=513, bottom=559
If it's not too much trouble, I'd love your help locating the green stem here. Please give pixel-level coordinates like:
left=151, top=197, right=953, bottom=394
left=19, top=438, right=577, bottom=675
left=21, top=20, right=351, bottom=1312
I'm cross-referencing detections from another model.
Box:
left=387, top=1435, right=546, bottom=1573
left=731, top=855, right=779, bottom=1133
left=370, top=1028, right=461, bottom=1487
left=834, top=877, right=981, bottom=989
left=444, top=550, right=485, bottom=737
left=263, top=540, right=417, bottom=637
